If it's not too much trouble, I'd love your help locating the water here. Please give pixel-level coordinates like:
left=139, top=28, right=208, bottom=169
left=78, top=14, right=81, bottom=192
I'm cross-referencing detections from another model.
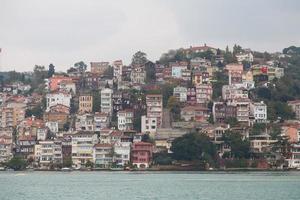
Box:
left=1, top=171, right=300, bottom=200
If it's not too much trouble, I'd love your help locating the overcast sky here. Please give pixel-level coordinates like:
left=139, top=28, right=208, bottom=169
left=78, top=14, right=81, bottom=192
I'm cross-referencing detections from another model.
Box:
left=0, top=0, right=299, bottom=72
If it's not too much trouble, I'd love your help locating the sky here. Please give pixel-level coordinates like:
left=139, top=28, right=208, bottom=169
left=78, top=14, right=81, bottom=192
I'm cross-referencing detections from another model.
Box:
left=0, top=0, right=299, bottom=72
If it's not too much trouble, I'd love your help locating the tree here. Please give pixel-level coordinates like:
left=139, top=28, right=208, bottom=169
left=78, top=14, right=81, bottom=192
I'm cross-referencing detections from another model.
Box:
left=92, top=90, right=101, bottom=112
left=131, top=51, right=147, bottom=66
left=48, top=63, right=55, bottom=78
left=171, top=132, right=216, bottom=161
left=85, top=160, right=94, bottom=168
left=32, top=65, right=47, bottom=88
left=145, top=61, right=156, bottom=83
left=224, top=117, right=238, bottom=127
left=74, top=61, right=87, bottom=73
left=250, top=123, right=266, bottom=135
left=222, top=132, right=250, bottom=159
left=167, top=96, right=181, bottom=121
left=63, top=156, right=72, bottom=168
left=5, top=157, right=27, bottom=171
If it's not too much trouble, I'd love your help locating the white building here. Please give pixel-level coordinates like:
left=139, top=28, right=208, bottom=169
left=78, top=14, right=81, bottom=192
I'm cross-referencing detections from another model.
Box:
left=222, top=85, right=248, bottom=101
left=117, top=109, right=134, bottom=131
left=173, top=86, right=187, bottom=102
left=113, top=60, right=123, bottom=81
left=93, top=143, right=113, bottom=168
left=46, top=92, right=71, bottom=112
left=72, top=131, right=98, bottom=168
left=141, top=115, right=157, bottom=136
left=75, top=114, right=94, bottom=131
left=45, top=121, right=59, bottom=134
left=94, top=112, right=110, bottom=131
left=236, top=52, right=254, bottom=64
left=101, top=88, right=113, bottom=115
left=250, top=101, right=267, bottom=123
left=59, top=80, right=76, bottom=94
left=114, top=142, right=131, bottom=167
left=34, top=140, right=62, bottom=169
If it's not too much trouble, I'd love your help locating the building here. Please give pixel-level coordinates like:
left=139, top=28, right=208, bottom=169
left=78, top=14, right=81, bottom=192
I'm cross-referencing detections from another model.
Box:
left=71, top=131, right=98, bottom=168
left=212, top=102, right=237, bottom=123
left=113, top=60, right=123, bottom=81
left=114, top=142, right=131, bottom=167
left=0, top=102, right=26, bottom=128
left=46, top=92, right=71, bottom=112
left=117, top=109, right=134, bottom=131
left=16, top=135, right=36, bottom=160
left=287, top=144, right=300, bottom=169
left=225, top=64, right=243, bottom=85
left=94, top=112, right=110, bottom=131
left=228, top=99, right=250, bottom=124
left=93, top=143, right=113, bottom=169
left=141, top=115, right=157, bottom=135
left=187, top=87, right=197, bottom=105
left=101, top=88, right=113, bottom=115
left=170, top=62, right=188, bottom=78
left=146, top=94, right=163, bottom=128
left=173, top=86, right=187, bottom=102
left=193, top=71, right=210, bottom=85
left=131, top=142, right=153, bottom=168
left=43, top=104, right=69, bottom=130
left=46, top=75, right=73, bottom=91
left=196, top=84, right=213, bottom=104
left=222, top=85, right=248, bottom=101
left=236, top=52, right=254, bottom=64
left=34, top=140, right=62, bottom=169
left=75, top=114, right=94, bottom=131
left=0, top=134, right=13, bottom=162
left=131, top=65, right=146, bottom=84
left=250, top=101, right=267, bottom=123
left=250, top=134, right=276, bottom=153
left=181, top=105, right=209, bottom=122
left=288, top=100, right=300, bottom=120
left=90, top=62, right=109, bottom=75
left=184, top=44, right=218, bottom=55
left=79, top=95, right=93, bottom=114
left=58, top=80, right=76, bottom=94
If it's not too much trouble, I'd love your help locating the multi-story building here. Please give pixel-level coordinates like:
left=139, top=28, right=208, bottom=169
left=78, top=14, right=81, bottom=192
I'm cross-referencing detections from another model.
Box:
left=43, top=104, right=69, bottom=130
left=196, top=84, right=213, bottom=104
left=34, top=140, right=63, bottom=169
left=94, top=112, right=110, bottom=131
left=79, top=95, right=93, bottom=114
left=0, top=134, right=13, bottom=162
left=113, top=60, right=123, bottom=81
left=212, top=102, right=237, bottom=123
left=193, top=71, right=210, bottom=85
left=287, top=144, right=300, bottom=169
left=131, top=65, right=146, bottom=84
left=0, top=102, right=26, bottom=128
left=131, top=142, right=153, bottom=168
left=46, top=75, right=73, bottom=91
left=173, top=86, right=187, bottom=102
left=250, top=101, right=267, bottom=123
left=114, top=142, right=131, bottom=167
left=75, top=114, right=94, bottom=131
left=170, top=62, right=188, bottom=78
left=141, top=116, right=157, bottom=135
left=288, top=100, right=300, bottom=120
left=187, top=87, right=197, bottom=105
left=90, top=62, right=109, bottom=75
left=222, top=85, right=248, bottom=101
left=93, top=143, right=113, bottom=169
left=236, top=52, right=254, bottom=64
left=16, top=135, right=37, bottom=160
left=225, top=64, right=243, bottom=85
left=71, top=131, right=98, bottom=168
left=101, top=88, right=113, bottom=115
left=46, top=92, right=71, bottom=112
left=117, top=109, right=134, bottom=131
left=146, top=94, right=163, bottom=128
left=58, top=80, right=76, bottom=94
left=228, top=99, right=250, bottom=124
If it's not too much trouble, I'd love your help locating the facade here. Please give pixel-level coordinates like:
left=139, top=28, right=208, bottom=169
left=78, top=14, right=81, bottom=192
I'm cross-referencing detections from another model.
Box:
left=131, top=142, right=153, bottom=168
left=171, top=62, right=188, bottom=78
left=288, top=100, right=300, bottom=120
left=75, top=114, right=94, bottom=131
left=34, top=140, right=63, bottom=168
left=114, top=142, right=131, bottom=167
left=146, top=94, right=163, bottom=129
left=222, top=85, right=248, bottom=101
left=0, top=103, right=26, bottom=128
left=94, top=112, right=110, bottom=131
left=90, top=62, right=109, bottom=75
left=196, top=84, right=213, bottom=104
left=236, top=52, right=254, bottom=64
left=113, top=60, right=123, bottom=81
left=173, top=86, right=187, bottom=102
left=131, top=66, right=146, bottom=84
left=93, top=143, right=113, bottom=168
left=250, top=101, right=267, bottom=123
left=59, top=80, right=76, bottom=94
left=46, top=75, right=73, bottom=91
left=0, top=134, right=13, bottom=162
left=141, top=115, right=157, bottom=135
left=117, top=109, right=134, bottom=131
left=46, top=92, right=71, bottom=112
left=101, top=88, right=113, bottom=115
left=79, top=95, right=93, bottom=114
left=71, top=132, right=98, bottom=168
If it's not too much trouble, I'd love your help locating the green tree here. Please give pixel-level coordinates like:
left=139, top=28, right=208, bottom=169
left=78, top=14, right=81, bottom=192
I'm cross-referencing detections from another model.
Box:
left=224, top=117, right=238, bottom=127
left=74, top=61, right=87, bottom=73
left=5, top=157, right=27, bottom=171
left=222, top=132, right=250, bottom=159
left=131, top=51, right=147, bottom=66
left=48, top=63, right=55, bottom=78
left=167, top=96, right=181, bottom=121
left=92, top=90, right=101, bottom=112
left=171, top=132, right=216, bottom=161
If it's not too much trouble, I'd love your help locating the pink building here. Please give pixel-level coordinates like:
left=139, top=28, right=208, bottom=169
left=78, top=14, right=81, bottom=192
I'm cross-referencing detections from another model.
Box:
left=131, top=142, right=153, bottom=168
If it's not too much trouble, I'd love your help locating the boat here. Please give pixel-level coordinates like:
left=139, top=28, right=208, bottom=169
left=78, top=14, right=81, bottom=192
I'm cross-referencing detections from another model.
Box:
left=61, top=167, right=72, bottom=172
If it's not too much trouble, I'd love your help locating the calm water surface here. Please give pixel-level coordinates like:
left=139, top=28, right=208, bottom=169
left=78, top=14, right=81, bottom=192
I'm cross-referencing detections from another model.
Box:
left=0, top=171, right=300, bottom=200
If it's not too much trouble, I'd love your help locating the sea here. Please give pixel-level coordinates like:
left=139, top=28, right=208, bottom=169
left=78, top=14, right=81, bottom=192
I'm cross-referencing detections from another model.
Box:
left=0, top=171, right=300, bottom=200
